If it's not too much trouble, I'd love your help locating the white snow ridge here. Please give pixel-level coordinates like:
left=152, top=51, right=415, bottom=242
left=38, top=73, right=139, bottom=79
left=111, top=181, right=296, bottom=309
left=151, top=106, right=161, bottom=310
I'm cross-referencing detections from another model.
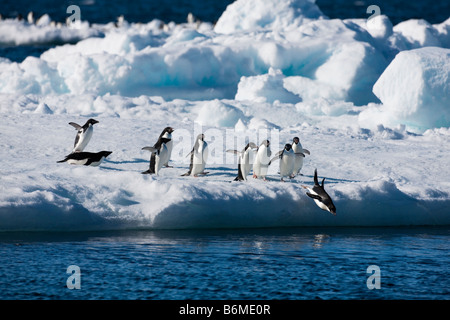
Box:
left=0, top=0, right=449, bottom=231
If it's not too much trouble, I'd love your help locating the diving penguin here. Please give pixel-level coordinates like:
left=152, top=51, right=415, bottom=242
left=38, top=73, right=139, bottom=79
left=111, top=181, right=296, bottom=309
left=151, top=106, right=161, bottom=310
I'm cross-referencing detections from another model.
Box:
left=302, top=169, right=336, bottom=215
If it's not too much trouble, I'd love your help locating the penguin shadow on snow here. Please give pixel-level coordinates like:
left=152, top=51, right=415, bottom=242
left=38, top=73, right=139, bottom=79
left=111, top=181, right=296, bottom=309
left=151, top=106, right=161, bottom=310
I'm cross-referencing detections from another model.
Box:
left=301, top=172, right=359, bottom=184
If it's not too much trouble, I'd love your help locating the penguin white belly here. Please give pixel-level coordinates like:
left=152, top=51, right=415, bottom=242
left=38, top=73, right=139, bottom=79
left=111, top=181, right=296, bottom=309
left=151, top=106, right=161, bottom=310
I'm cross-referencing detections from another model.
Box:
left=163, top=140, right=173, bottom=166
left=253, top=146, right=270, bottom=178
left=155, top=144, right=169, bottom=175
left=89, top=157, right=106, bottom=167
left=67, top=158, right=89, bottom=165
left=241, top=152, right=251, bottom=181
left=73, top=126, right=93, bottom=152
left=306, top=188, right=329, bottom=211
left=279, top=153, right=295, bottom=178
left=191, top=143, right=208, bottom=176
left=292, top=143, right=304, bottom=174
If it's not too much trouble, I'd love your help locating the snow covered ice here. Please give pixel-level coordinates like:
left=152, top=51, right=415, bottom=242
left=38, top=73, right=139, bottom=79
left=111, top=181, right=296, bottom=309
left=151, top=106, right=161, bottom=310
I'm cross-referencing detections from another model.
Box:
left=0, top=0, right=449, bottom=231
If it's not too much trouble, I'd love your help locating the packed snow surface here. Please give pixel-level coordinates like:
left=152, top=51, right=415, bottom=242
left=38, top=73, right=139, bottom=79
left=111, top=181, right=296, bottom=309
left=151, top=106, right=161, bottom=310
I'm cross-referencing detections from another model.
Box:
left=0, top=0, right=449, bottom=231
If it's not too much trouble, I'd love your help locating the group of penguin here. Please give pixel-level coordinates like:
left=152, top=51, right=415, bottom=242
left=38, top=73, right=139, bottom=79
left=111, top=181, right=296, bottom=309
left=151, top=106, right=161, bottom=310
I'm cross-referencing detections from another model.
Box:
left=57, top=119, right=336, bottom=216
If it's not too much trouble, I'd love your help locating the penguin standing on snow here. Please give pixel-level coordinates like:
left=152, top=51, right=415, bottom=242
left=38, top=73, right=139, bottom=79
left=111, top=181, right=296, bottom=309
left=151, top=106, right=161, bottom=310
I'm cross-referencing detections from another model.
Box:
left=57, top=151, right=112, bottom=166
left=292, top=136, right=310, bottom=176
left=270, top=144, right=304, bottom=181
left=141, top=127, right=175, bottom=174
left=227, top=142, right=257, bottom=181
left=141, top=134, right=172, bottom=176
left=69, top=118, right=99, bottom=153
left=302, top=169, right=336, bottom=215
left=182, top=133, right=208, bottom=177
left=253, top=140, right=271, bottom=181
left=159, top=127, right=174, bottom=167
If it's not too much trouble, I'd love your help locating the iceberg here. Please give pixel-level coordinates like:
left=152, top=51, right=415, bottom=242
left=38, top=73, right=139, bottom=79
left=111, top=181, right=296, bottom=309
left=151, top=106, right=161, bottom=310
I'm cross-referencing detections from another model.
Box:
left=0, top=0, right=449, bottom=231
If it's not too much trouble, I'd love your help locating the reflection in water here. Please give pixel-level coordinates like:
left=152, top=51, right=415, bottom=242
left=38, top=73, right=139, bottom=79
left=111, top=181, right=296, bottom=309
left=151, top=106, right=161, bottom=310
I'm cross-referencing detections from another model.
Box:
left=313, top=234, right=331, bottom=249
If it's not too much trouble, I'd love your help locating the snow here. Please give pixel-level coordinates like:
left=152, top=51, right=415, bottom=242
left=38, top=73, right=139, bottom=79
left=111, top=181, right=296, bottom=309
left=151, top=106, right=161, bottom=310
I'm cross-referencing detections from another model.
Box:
left=361, top=47, right=450, bottom=131
left=0, top=0, right=449, bottom=231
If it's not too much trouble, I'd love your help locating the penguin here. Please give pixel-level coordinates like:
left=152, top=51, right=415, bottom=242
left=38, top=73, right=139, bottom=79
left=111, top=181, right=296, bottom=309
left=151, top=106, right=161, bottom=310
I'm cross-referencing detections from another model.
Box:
left=182, top=133, right=208, bottom=177
left=292, top=136, right=310, bottom=176
left=57, top=151, right=112, bottom=166
left=227, top=142, right=257, bottom=181
left=141, top=137, right=171, bottom=176
left=69, top=118, right=99, bottom=153
left=27, top=11, right=34, bottom=24
left=158, top=127, right=174, bottom=167
left=270, top=144, right=304, bottom=181
left=253, top=140, right=271, bottom=181
left=302, top=169, right=336, bottom=215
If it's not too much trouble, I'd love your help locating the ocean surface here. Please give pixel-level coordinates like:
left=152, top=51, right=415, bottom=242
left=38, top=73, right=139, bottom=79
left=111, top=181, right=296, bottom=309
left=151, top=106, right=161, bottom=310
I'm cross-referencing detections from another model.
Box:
left=0, top=227, right=449, bottom=300
left=1, top=0, right=449, bottom=301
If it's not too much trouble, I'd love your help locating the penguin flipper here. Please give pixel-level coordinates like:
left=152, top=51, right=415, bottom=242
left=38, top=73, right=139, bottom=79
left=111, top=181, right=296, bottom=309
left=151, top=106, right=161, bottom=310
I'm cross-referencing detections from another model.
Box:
left=181, top=172, right=191, bottom=176
left=306, top=192, right=322, bottom=201
left=269, top=154, right=280, bottom=164
left=295, top=152, right=305, bottom=157
left=69, top=122, right=82, bottom=130
left=226, top=150, right=240, bottom=155
left=302, top=149, right=310, bottom=155
left=57, top=158, right=68, bottom=163
left=142, top=146, right=157, bottom=153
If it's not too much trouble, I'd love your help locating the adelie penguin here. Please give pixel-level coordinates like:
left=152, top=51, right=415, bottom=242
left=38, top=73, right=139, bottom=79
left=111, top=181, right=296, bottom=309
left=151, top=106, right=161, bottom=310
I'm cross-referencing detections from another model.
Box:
left=182, top=133, right=208, bottom=177
left=253, top=140, right=271, bottom=181
left=292, top=136, right=310, bottom=176
left=302, top=169, right=336, bottom=215
left=159, top=127, right=174, bottom=167
left=69, top=118, right=99, bottom=153
left=227, top=142, right=257, bottom=181
left=57, top=151, right=112, bottom=166
left=141, top=127, right=174, bottom=175
left=270, top=144, right=305, bottom=181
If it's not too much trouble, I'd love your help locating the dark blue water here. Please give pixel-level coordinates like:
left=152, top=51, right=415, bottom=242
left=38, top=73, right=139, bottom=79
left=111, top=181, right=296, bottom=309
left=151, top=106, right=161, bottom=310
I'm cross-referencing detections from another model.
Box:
left=1, top=0, right=448, bottom=25
left=0, top=227, right=448, bottom=300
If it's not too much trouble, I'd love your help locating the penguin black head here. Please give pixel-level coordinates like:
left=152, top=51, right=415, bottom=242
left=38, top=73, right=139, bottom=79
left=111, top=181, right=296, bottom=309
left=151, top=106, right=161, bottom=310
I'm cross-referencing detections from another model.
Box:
left=87, top=119, right=99, bottom=125
left=293, top=137, right=299, bottom=144
left=100, top=151, right=113, bottom=158
left=197, top=133, right=205, bottom=141
left=284, top=143, right=292, bottom=151
left=162, top=127, right=174, bottom=134
left=261, top=140, right=270, bottom=147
